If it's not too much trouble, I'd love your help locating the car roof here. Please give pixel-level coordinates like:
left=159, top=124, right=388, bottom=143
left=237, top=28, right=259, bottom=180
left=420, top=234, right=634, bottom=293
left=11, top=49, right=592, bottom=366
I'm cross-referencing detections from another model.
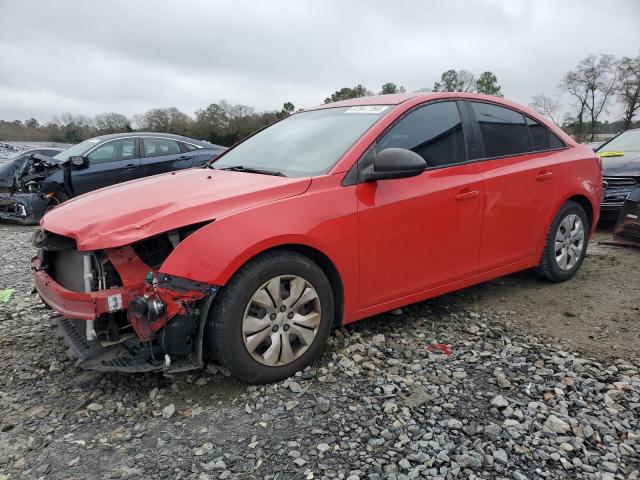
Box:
left=21, top=147, right=64, bottom=154
left=312, top=92, right=532, bottom=111
left=93, top=132, right=222, bottom=148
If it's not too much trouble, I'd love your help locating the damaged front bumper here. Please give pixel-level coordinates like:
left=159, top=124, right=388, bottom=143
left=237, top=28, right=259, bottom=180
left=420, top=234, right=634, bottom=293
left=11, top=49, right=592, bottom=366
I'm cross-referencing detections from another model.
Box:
left=31, top=242, right=219, bottom=373
left=0, top=192, right=52, bottom=225
left=613, top=188, right=640, bottom=247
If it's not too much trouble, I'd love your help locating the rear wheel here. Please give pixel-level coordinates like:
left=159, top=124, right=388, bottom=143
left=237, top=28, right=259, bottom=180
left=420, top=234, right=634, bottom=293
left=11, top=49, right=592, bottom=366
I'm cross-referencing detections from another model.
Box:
left=535, top=200, right=589, bottom=282
left=206, top=251, right=334, bottom=383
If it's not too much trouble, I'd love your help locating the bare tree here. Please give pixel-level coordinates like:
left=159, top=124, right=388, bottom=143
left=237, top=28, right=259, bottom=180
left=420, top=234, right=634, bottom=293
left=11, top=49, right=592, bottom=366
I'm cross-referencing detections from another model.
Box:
left=529, top=95, right=562, bottom=126
left=141, top=107, right=192, bottom=134
left=617, top=54, right=640, bottom=131
left=561, top=54, right=620, bottom=141
left=94, top=112, right=130, bottom=134
left=433, top=69, right=476, bottom=92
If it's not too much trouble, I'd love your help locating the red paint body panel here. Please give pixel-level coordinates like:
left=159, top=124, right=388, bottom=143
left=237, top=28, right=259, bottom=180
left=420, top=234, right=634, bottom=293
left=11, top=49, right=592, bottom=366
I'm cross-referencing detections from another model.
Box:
left=356, top=162, right=483, bottom=307
left=479, top=151, right=558, bottom=271
left=35, top=93, right=602, bottom=332
left=40, top=168, right=311, bottom=251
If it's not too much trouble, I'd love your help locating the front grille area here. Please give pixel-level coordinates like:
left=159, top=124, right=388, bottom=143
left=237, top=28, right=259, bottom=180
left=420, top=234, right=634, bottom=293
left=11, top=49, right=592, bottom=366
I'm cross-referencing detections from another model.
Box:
left=603, top=176, right=638, bottom=206
left=45, top=246, right=86, bottom=292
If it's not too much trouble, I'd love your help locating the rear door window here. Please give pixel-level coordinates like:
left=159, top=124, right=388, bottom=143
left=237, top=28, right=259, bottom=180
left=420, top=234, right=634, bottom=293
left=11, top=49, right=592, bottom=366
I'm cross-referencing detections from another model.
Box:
left=143, top=138, right=181, bottom=158
left=375, top=101, right=467, bottom=168
left=470, top=102, right=531, bottom=157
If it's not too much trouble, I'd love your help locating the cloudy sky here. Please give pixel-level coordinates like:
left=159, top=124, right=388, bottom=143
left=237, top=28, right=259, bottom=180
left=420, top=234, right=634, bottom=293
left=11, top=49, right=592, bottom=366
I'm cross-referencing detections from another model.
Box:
left=0, top=0, right=638, bottom=122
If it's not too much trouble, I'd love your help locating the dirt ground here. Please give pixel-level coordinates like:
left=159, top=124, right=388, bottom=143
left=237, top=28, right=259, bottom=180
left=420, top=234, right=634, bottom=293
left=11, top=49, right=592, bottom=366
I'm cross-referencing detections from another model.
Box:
left=435, top=224, right=640, bottom=363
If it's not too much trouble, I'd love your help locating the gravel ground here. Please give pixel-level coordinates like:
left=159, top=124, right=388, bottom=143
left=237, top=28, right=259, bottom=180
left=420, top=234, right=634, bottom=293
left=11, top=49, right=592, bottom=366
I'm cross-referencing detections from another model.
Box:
left=1, top=224, right=639, bottom=479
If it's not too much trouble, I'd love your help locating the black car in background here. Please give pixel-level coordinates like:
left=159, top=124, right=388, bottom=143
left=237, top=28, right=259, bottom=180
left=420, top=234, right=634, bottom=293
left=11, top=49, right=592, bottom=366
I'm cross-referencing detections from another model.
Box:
left=613, top=186, right=640, bottom=246
left=47, top=133, right=226, bottom=200
left=597, top=128, right=640, bottom=220
left=0, top=133, right=225, bottom=224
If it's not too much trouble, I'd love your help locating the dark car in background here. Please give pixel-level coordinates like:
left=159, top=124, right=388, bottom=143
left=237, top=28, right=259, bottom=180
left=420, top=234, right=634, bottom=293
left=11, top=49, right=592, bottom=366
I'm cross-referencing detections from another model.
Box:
left=0, top=133, right=225, bottom=224
left=598, top=128, right=640, bottom=220
left=613, top=186, right=640, bottom=246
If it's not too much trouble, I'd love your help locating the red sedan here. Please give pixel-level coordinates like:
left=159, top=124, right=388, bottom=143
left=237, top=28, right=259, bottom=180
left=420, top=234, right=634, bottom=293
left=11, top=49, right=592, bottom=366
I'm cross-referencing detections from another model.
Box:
left=32, top=93, right=602, bottom=383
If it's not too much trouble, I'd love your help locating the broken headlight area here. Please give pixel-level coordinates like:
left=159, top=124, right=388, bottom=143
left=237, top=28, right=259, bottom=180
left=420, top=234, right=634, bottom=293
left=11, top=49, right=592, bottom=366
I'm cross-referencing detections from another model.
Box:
left=0, top=154, right=64, bottom=224
left=0, top=192, right=53, bottom=225
left=32, top=228, right=218, bottom=372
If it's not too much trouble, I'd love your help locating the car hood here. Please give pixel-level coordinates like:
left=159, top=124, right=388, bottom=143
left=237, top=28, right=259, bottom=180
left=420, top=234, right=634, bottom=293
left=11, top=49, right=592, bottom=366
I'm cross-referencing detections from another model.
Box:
left=41, top=168, right=312, bottom=251
left=601, top=152, right=640, bottom=177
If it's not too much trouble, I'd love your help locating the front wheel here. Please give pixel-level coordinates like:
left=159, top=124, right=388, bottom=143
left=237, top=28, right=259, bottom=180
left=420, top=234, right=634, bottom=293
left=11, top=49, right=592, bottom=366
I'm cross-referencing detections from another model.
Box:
left=535, top=200, right=589, bottom=282
left=206, top=251, right=334, bottom=383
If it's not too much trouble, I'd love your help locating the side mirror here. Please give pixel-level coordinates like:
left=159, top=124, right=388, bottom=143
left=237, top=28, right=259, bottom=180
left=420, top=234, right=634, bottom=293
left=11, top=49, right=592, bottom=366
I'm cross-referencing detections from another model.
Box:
left=69, top=156, right=88, bottom=169
left=361, top=148, right=426, bottom=182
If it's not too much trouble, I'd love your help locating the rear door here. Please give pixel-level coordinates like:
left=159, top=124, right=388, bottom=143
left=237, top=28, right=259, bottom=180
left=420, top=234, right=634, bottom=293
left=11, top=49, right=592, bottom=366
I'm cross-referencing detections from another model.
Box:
left=71, top=137, right=140, bottom=195
left=141, top=137, right=193, bottom=177
left=466, top=101, right=558, bottom=271
left=357, top=100, right=483, bottom=308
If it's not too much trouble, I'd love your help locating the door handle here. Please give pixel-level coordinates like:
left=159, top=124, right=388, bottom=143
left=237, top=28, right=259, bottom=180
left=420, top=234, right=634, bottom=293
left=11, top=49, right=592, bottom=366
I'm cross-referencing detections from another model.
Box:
left=124, top=163, right=136, bottom=169
left=535, top=171, right=553, bottom=181
left=177, top=155, right=191, bottom=160
left=455, top=189, right=479, bottom=201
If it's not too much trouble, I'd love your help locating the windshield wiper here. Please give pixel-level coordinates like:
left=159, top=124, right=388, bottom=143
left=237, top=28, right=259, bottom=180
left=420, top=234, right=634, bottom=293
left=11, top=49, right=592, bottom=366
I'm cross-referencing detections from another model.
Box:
left=218, top=165, right=286, bottom=177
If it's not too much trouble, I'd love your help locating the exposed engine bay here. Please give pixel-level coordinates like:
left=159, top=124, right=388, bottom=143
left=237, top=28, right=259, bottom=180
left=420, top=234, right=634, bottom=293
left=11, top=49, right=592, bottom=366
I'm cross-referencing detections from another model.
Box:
left=0, top=153, right=65, bottom=225
left=32, top=225, right=218, bottom=372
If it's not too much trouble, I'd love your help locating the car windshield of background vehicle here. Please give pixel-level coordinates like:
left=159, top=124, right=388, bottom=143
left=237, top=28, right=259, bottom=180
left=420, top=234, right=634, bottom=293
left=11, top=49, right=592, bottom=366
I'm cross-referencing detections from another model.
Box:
left=599, top=130, right=640, bottom=152
left=211, top=106, right=390, bottom=177
left=53, top=138, right=103, bottom=162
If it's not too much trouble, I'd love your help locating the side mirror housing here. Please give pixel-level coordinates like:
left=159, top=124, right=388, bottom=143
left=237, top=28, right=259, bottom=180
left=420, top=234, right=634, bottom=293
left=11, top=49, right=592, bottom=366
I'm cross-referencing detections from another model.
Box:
left=361, top=148, right=426, bottom=182
left=69, top=156, right=88, bottom=169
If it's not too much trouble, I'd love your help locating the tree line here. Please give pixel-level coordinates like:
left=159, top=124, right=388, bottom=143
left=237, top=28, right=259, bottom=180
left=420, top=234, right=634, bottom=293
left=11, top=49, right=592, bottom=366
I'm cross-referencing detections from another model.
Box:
left=530, top=53, right=640, bottom=141
left=0, top=101, right=295, bottom=146
left=1, top=56, right=638, bottom=145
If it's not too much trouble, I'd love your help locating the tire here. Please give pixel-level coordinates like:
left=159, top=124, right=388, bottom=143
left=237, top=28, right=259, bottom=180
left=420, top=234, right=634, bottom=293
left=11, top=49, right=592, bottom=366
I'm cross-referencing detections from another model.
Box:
left=42, top=190, right=70, bottom=216
left=535, top=200, right=589, bottom=282
left=52, top=190, right=71, bottom=204
left=205, top=251, right=334, bottom=384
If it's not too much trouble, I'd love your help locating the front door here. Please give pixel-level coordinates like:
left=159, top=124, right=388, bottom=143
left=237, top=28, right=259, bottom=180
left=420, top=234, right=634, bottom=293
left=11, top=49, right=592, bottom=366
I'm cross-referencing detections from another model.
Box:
left=72, top=137, right=140, bottom=195
left=357, top=101, right=483, bottom=309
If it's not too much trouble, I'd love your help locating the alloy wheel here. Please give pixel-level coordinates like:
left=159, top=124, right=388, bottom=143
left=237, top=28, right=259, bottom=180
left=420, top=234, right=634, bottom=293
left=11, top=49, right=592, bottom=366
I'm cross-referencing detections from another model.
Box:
left=554, top=213, right=585, bottom=271
left=242, top=275, right=321, bottom=366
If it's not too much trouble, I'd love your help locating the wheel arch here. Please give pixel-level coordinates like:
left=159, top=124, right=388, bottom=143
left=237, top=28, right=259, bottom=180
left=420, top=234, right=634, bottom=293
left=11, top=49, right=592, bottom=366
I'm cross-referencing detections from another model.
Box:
left=223, top=243, right=345, bottom=329
left=534, top=191, right=598, bottom=264
left=566, top=194, right=594, bottom=231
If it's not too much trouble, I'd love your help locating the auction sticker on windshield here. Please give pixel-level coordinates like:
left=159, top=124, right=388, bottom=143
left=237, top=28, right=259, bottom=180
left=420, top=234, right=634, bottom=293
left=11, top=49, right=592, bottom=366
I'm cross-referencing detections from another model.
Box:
left=344, top=106, right=389, bottom=114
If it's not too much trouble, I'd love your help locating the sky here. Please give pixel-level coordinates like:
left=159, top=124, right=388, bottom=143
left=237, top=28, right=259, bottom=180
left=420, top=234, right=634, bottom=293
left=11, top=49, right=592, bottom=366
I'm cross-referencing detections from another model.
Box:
left=0, top=0, right=639, bottom=122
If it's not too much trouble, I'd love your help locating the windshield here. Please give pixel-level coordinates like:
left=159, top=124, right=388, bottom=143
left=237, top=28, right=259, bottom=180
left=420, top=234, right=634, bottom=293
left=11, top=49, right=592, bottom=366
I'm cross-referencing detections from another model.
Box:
left=599, top=130, right=640, bottom=153
left=53, top=138, right=104, bottom=162
left=211, top=106, right=390, bottom=177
